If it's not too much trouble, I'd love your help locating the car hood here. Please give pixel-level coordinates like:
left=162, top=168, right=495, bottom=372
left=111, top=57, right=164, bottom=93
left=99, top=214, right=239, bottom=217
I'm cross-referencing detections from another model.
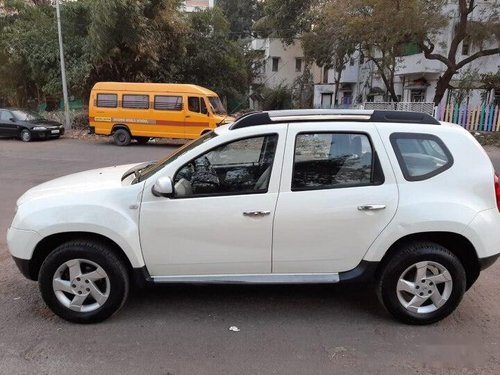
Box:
left=25, top=119, right=62, bottom=128
left=17, top=163, right=138, bottom=206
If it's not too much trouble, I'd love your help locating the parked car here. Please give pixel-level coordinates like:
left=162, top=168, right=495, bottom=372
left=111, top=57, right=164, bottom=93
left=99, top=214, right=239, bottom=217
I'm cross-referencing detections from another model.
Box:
left=7, top=110, right=500, bottom=324
left=88, top=82, right=234, bottom=146
left=0, top=108, right=64, bottom=142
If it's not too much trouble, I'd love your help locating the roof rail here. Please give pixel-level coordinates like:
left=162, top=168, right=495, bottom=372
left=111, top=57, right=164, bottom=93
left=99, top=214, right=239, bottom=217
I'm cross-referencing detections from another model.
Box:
left=230, top=109, right=440, bottom=130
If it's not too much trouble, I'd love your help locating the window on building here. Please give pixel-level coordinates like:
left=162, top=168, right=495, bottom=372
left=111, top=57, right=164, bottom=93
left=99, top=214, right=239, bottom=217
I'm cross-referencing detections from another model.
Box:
left=292, top=133, right=382, bottom=190
left=323, top=66, right=329, bottom=83
left=96, top=93, right=117, bottom=108
left=154, top=96, right=183, bottom=111
left=122, top=94, right=149, bottom=109
left=359, top=53, right=365, bottom=65
left=349, top=57, right=355, bottom=66
left=295, top=58, right=303, bottom=72
left=272, top=57, right=279, bottom=72
left=462, top=40, right=470, bottom=55
left=390, top=133, right=453, bottom=181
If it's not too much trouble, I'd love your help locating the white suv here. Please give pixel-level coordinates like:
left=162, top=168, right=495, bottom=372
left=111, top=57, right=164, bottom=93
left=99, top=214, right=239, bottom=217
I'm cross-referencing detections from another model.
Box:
left=7, top=110, right=500, bottom=324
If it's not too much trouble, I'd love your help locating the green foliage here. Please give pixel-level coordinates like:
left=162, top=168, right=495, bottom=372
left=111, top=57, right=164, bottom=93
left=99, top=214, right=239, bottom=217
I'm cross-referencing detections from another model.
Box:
left=216, top=0, right=264, bottom=40
left=480, top=71, right=500, bottom=91
left=254, top=83, right=293, bottom=111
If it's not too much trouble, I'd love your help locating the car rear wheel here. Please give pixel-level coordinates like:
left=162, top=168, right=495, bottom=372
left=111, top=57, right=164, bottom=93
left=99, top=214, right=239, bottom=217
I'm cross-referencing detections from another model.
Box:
left=113, top=128, right=131, bottom=146
left=20, top=129, right=32, bottom=142
left=39, top=240, right=129, bottom=324
left=377, top=241, right=466, bottom=325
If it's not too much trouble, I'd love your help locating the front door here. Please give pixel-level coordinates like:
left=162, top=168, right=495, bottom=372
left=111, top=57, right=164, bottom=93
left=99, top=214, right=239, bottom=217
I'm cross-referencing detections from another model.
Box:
left=272, top=122, right=398, bottom=273
left=184, top=96, right=211, bottom=138
left=139, top=129, right=286, bottom=276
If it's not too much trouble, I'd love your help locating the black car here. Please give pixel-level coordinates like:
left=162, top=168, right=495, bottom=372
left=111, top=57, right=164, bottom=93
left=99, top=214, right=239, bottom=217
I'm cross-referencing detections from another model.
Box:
left=0, top=108, right=65, bottom=142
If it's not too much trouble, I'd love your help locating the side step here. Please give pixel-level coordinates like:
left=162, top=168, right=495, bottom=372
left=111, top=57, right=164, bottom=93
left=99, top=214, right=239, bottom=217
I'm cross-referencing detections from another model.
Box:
left=152, top=273, right=340, bottom=284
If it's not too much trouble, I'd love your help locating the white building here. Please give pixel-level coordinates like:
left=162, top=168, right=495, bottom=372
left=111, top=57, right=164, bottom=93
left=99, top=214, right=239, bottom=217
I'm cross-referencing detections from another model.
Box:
left=182, top=0, right=214, bottom=13
left=311, top=1, right=500, bottom=108
left=249, top=38, right=322, bottom=110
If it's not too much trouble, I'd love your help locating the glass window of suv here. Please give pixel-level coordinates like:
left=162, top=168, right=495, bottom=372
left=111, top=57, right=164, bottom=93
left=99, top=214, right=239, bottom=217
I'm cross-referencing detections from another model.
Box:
left=292, top=132, right=383, bottom=190
left=174, top=134, right=278, bottom=197
left=390, top=133, right=453, bottom=181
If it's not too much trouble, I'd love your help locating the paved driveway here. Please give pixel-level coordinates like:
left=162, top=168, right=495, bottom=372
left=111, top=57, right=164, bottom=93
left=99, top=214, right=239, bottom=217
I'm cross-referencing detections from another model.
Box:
left=1, top=138, right=499, bottom=374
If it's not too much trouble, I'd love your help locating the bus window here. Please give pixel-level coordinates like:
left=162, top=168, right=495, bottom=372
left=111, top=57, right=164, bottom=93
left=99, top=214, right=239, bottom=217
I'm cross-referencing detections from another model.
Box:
left=154, top=96, right=183, bottom=111
left=188, top=97, right=200, bottom=113
left=122, top=94, right=149, bottom=109
left=96, top=94, right=117, bottom=108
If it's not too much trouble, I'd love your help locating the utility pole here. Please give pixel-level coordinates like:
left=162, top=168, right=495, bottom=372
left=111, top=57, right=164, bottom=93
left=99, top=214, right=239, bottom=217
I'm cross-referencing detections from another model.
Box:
left=56, top=0, right=70, bottom=129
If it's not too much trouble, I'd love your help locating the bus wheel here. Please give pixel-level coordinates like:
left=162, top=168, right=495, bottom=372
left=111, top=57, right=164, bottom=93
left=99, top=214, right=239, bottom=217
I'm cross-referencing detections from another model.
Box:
left=113, top=129, right=131, bottom=146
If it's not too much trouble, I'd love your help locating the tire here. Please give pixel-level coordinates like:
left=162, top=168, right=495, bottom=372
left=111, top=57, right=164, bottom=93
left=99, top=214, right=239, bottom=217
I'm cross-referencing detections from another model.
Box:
left=39, top=240, right=129, bottom=324
left=135, top=136, right=150, bottom=144
left=20, top=129, right=32, bottom=142
left=113, top=128, right=131, bottom=146
left=377, top=241, right=466, bottom=325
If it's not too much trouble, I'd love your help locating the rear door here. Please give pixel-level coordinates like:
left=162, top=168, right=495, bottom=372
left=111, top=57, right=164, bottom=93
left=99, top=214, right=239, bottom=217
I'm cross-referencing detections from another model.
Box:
left=272, top=122, right=399, bottom=273
left=185, top=96, right=211, bottom=138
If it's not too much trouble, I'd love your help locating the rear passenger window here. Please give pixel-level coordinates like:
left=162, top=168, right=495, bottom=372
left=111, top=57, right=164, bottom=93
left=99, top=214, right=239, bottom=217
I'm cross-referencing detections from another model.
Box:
left=292, top=133, right=382, bottom=190
left=122, top=94, right=149, bottom=109
left=154, top=96, right=183, bottom=111
left=390, top=133, right=453, bottom=181
left=96, top=94, right=117, bottom=108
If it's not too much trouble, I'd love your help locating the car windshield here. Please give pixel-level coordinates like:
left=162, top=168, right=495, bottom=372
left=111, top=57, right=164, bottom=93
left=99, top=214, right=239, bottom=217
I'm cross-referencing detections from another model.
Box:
left=11, top=110, right=43, bottom=121
left=136, top=131, right=218, bottom=183
left=208, top=97, right=227, bottom=115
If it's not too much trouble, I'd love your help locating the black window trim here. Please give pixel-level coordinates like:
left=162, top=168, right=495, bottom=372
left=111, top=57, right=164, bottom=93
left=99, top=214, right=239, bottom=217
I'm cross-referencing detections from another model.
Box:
left=291, top=131, right=385, bottom=192
left=390, top=132, right=454, bottom=182
left=172, top=133, right=279, bottom=199
left=154, top=95, right=183, bottom=111
left=96, top=93, right=118, bottom=108
left=122, top=94, right=150, bottom=110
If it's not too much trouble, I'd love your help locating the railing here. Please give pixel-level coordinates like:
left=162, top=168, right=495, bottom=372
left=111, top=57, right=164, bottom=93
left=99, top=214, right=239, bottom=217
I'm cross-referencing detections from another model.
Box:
left=363, top=102, right=435, bottom=115
left=435, top=103, right=500, bottom=132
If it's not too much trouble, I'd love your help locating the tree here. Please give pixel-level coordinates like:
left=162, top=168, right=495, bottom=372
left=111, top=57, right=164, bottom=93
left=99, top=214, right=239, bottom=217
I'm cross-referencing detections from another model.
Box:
left=180, top=7, right=252, bottom=112
left=216, top=0, right=264, bottom=40
left=415, top=0, right=500, bottom=104
left=450, top=67, right=480, bottom=104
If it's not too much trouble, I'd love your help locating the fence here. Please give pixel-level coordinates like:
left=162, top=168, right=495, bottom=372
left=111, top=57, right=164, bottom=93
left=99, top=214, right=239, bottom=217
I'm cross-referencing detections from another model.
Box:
left=434, top=103, right=500, bottom=132
left=363, top=102, right=435, bottom=115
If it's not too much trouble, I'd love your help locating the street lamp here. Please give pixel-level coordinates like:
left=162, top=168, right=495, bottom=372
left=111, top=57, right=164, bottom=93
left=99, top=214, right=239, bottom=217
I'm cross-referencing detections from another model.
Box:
left=55, top=0, right=70, bottom=129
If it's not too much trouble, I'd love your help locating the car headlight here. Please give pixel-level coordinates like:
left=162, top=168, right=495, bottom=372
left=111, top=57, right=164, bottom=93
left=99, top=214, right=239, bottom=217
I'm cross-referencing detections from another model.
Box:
left=32, top=126, right=47, bottom=131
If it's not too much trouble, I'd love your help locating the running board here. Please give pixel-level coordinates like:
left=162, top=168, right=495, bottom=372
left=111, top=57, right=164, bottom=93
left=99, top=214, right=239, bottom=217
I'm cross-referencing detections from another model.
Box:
left=152, top=273, right=340, bottom=284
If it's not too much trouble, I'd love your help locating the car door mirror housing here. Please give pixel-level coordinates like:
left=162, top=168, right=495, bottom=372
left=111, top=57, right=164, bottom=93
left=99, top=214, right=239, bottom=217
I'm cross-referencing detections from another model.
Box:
left=152, top=176, right=174, bottom=197
left=9, top=118, right=16, bottom=122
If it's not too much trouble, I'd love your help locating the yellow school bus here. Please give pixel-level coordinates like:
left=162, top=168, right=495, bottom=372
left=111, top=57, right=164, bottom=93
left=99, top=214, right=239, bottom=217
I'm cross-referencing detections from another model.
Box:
left=88, top=82, right=233, bottom=146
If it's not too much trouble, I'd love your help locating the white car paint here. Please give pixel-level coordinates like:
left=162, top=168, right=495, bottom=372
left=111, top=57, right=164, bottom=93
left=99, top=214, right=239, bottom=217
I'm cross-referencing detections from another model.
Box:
left=7, top=116, right=500, bottom=281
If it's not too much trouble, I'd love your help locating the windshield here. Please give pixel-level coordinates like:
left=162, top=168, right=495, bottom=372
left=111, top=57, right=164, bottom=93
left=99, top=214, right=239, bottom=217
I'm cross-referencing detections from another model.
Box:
left=137, top=131, right=218, bottom=182
left=11, top=110, right=43, bottom=121
left=208, top=97, right=227, bottom=115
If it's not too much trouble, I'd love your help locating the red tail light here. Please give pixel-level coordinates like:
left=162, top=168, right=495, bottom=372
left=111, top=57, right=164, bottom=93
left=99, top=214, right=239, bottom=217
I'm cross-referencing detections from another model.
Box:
left=495, top=173, right=500, bottom=212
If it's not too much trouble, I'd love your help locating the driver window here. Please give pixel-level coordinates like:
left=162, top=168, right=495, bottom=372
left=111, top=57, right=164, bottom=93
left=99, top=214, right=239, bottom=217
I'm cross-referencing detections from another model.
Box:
left=174, top=134, right=278, bottom=197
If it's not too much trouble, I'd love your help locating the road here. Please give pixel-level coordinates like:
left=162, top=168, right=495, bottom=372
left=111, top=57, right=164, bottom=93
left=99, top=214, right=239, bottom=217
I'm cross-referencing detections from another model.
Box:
left=0, top=138, right=499, bottom=374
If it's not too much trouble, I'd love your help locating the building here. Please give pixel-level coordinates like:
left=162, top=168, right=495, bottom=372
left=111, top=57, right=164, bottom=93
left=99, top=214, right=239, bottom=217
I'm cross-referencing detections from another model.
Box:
left=182, top=0, right=214, bottom=13
left=249, top=38, right=321, bottom=110
left=311, top=1, right=500, bottom=108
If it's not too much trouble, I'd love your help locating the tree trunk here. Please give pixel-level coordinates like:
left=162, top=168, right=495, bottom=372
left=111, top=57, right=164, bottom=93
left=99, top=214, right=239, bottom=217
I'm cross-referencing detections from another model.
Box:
left=433, top=68, right=456, bottom=105
left=333, top=69, right=342, bottom=107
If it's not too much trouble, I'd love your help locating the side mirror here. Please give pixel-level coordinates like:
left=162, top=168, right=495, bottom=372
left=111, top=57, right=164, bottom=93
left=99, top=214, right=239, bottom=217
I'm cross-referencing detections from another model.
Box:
left=9, top=118, right=16, bottom=122
left=152, top=176, right=174, bottom=197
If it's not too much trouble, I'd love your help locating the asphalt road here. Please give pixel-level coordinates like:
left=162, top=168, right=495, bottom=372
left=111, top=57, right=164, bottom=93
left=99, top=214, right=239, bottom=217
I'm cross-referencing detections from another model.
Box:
left=1, top=138, right=499, bottom=374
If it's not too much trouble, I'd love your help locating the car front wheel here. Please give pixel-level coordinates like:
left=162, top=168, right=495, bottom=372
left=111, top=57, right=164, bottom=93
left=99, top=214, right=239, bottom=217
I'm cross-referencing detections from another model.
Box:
left=39, top=240, right=129, bottom=324
left=20, top=129, right=32, bottom=142
left=377, top=241, right=466, bottom=325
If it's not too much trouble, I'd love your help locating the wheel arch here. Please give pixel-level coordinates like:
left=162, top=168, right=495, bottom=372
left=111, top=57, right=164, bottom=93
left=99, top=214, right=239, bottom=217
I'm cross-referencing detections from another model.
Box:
left=28, top=232, right=134, bottom=281
left=111, top=124, right=130, bottom=134
left=377, top=232, right=480, bottom=289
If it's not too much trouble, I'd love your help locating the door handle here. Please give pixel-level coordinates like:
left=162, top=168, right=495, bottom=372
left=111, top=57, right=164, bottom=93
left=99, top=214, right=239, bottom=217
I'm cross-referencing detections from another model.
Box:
left=358, top=204, right=386, bottom=211
left=243, top=210, right=271, bottom=217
